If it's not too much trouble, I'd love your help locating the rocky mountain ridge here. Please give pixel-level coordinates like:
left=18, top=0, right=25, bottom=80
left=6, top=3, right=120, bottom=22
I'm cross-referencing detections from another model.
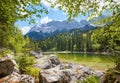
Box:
left=26, top=20, right=97, bottom=40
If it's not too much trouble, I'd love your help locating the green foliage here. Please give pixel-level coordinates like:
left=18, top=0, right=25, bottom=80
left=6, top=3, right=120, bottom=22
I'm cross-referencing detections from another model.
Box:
left=80, top=76, right=99, bottom=83
left=0, top=0, right=47, bottom=23
left=73, top=44, right=77, bottom=51
left=36, top=30, right=85, bottom=51
left=102, top=55, right=120, bottom=83
left=50, top=0, right=120, bottom=22
left=34, top=19, right=120, bottom=53
left=33, top=30, right=93, bottom=52
left=92, top=43, right=101, bottom=51
left=0, top=22, right=14, bottom=48
left=16, top=54, right=36, bottom=73
left=25, top=66, right=40, bottom=78
left=103, top=68, right=120, bottom=83
left=115, top=57, right=120, bottom=71
left=24, top=39, right=42, bottom=52
left=0, top=0, right=47, bottom=51
left=91, top=21, right=120, bottom=52
left=16, top=54, right=40, bottom=82
left=9, top=27, right=27, bottom=53
left=0, top=48, right=11, bottom=58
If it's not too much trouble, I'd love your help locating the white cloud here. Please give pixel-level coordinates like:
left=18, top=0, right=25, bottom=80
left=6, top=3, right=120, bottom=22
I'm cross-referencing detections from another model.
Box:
left=63, top=12, right=67, bottom=15
left=40, top=16, right=52, bottom=24
left=41, top=0, right=51, bottom=8
left=41, top=0, right=58, bottom=11
left=20, top=12, right=28, bottom=15
left=41, top=0, right=56, bottom=7
left=20, top=26, right=31, bottom=35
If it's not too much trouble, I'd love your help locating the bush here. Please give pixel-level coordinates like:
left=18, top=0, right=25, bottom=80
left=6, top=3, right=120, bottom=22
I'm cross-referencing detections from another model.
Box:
left=80, top=76, right=99, bottom=83
left=16, top=53, right=41, bottom=82
left=25, top=66, right=40, bottom=78
left=102, top=56, right=120, bottom=83
left=16, top=54, right=36, bottom=73
left=103, top=68, right=120, bottom=83
left=115, top=57, right=120, bottom=71
left=0, top=48, right=11, bottom=58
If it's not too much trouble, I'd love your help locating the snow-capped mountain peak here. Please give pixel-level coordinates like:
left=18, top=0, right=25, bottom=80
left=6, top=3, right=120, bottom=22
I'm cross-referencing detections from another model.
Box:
left=26, top=20, right=96, bottom=40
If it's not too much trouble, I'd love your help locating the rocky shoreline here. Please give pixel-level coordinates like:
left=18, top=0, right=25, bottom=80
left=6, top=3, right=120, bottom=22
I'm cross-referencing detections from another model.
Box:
left=0, top=53, right=104, bottom=83
left=35, top=55, right=104, bottom=83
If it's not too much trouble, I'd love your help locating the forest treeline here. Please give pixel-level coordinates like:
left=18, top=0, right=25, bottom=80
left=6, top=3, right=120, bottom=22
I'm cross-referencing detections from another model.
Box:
left=32, top=24, right=120, bottom=53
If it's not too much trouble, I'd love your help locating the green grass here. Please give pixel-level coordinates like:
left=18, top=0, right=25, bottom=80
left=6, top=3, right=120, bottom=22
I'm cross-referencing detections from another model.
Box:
left=56, top=53, right=115, bottom=70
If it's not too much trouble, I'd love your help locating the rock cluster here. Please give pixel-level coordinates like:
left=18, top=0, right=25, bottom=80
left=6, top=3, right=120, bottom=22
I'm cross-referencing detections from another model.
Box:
left=0, top=50, right=105, bottom=83
left=37, top=55, right=104, bottom=83
left=30, top=50, right=43, bottom=58
left=39, top=63, right=104, bottom=83
left=35, top=55, right=60, bottom=69
left=0, top=54, right=34, bottom=83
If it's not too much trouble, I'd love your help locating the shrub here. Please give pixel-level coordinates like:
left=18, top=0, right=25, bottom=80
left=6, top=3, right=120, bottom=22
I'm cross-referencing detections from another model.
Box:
left=115, top=57, right=120, bottom=71
left=25, top=66, right=40, bottom=78
left=0, top=48, right=11, bottom=58
left=16, top=53, right=41, bottom=82
left=103, top=68, right=120, bottom=83
left=16, top=54, right=36, bottom=73
left=80, top=76, right=99, bottom=83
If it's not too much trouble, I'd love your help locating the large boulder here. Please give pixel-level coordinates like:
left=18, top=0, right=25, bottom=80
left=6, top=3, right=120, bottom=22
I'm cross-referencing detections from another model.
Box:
left=35, top=55, right=60, bottom=69
left=20, top=74, right=35, bottom=83
left=0, top=72, right=21, bottom=83
left=94, top=70, right=104, bottom=78
left=39, top=59, right=52, bottom=69
left=49, top=55, right=60, bottom=66
left=0, top=54, right=16, bottom=78
left=80, top=66, right=93, bottom=75
left=39, top=63, right=97, bottom=83
left=0, top=72, right=35, bottom=83
left=0, top=54, right=35, bottom=83
left=37, top=55, right=104, bottom=83
left=30, top=50, right=43, bottom=58
left=39, top=67, right=68, bottom=83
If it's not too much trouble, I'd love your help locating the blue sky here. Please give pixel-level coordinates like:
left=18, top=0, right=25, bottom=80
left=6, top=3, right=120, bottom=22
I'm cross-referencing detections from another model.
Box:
left=15, top=0, right=87, bottom=34
left=15, top=0, right=119, bottom=34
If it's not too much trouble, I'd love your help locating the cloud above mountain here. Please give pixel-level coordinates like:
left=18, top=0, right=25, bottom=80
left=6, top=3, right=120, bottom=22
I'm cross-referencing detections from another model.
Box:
left=40, top=16, right=52, bottom=24
left=20, top=26, right=31, bottom=35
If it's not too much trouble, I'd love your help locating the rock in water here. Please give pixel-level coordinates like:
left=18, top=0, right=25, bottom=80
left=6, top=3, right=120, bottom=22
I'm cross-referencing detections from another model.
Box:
left=0, top=54, right=16, bottom=78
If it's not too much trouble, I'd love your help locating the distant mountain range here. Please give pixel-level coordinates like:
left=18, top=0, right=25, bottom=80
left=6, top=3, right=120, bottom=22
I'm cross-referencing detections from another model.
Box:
left=26, top=20, right=97, bottom=40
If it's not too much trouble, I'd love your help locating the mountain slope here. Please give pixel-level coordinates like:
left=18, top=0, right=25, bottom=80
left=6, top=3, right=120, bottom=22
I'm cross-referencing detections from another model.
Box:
left=26, top=20, right=96, bottom=40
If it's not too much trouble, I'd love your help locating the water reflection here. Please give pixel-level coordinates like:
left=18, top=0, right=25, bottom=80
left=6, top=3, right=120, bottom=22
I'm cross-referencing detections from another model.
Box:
left=57, top=53, right=115, bottom=70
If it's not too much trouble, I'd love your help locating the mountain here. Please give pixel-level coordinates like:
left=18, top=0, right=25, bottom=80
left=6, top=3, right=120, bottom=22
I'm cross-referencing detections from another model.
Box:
left=26, top=20, right=97, bottom=40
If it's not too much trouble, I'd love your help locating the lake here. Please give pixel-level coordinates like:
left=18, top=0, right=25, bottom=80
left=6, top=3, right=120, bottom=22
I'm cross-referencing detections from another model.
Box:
left=53, top=53, right=116, bottom=71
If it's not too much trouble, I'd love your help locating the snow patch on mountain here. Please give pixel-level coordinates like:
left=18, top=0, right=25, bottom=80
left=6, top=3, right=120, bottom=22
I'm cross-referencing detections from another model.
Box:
left=26, top=20, right=96, bottom=40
